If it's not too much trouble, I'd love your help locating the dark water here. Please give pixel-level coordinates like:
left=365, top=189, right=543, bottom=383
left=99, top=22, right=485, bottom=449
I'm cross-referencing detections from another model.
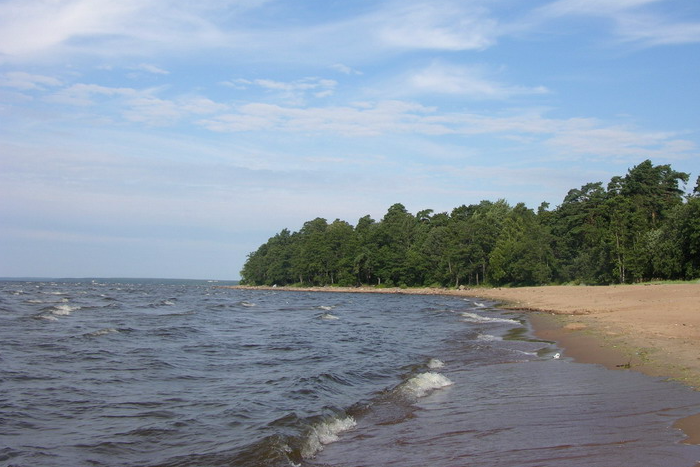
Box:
left=1, top=281, right=699, bottom=467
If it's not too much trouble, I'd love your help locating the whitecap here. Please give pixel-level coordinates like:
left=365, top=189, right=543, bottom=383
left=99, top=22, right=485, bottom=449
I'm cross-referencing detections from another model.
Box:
left=477, top=333, right=502, bottom=342
left=52, top=304, right=78, bottom=316
left=301, top=416, right=356, bottom=459
left=34, top=314, right=58, bottom=321
left=475, top=302, right=486, bottom=308
left=399, top=372, right=454, bottom=398
left=317, top=306, right=335, bottom=311
left=85, top=328, right=119, bottom=337
left=427, top=358, right=445, bottom=369
left=318, top=313, right=339, bottom=320
left=239, top=301, right=256, bottom=308
left=461, top=312, right=519, bottom=325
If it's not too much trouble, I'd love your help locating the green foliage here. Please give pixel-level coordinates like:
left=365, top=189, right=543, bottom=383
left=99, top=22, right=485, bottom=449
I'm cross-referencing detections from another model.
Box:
left=240, top=160, right=699, bottom=286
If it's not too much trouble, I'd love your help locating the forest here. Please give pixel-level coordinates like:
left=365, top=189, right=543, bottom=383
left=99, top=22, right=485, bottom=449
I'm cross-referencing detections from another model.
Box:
left=240, top=160, right=700, bottom=287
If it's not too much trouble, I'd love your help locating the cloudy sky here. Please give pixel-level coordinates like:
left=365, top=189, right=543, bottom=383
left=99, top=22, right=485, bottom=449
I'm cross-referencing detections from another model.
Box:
left=1, top=0, right=699, bottom=280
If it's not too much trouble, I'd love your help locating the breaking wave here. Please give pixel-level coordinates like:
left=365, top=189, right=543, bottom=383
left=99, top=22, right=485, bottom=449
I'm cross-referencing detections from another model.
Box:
left=461, top=312, right=520, bottom=325
left=398, top=372, right=454, bottom=399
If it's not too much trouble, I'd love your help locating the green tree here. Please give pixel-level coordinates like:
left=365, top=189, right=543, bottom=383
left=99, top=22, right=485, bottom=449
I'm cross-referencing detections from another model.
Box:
left=489, top=203, right=554, bottom=285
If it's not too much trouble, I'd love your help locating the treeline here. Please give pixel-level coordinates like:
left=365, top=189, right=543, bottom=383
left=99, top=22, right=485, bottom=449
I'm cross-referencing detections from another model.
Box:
left=241, top=160, right=700, bottom=287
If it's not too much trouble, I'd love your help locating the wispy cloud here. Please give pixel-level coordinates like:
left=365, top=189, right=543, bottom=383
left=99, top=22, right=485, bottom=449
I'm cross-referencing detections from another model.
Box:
left=199, top=100, right=446, bottom=136
left=131, top=63, right=170, bottom=75
left=403, top=62, right=548, bottom=99
left=0, top=0, right=259, bottom=62
left=0, top=71, right=62, bottom=90
left=44, top=82, right=227, bottom=125
left=372, top=1, right=499, bottom=51
left=199, top=99, right=697, bottom=162
left=330, top=64, right=363, bottom=75
left=534, top=0, right=700, bottom=46
left=222, top=77, right=338, bottom=102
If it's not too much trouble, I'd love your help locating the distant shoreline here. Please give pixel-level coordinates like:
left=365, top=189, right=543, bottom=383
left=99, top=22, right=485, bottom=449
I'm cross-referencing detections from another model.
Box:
left=230, top=283, right=700, bottom=444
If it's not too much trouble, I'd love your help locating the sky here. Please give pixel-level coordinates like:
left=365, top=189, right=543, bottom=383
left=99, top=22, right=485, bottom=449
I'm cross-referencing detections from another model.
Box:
left=1, top=0, right=699, bottom=280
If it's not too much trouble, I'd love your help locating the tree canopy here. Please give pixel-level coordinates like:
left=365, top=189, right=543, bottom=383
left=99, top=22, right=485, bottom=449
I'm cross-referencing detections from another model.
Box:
left=241, top=160, right=698, bottom=287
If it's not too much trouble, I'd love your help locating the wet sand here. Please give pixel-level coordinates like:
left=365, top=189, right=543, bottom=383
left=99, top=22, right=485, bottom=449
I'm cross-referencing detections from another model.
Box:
left=460, top=284, right=700, bottom=388
left=458, top=283, right=700, bottom=446
left=231, top=283, right=700, bottom=444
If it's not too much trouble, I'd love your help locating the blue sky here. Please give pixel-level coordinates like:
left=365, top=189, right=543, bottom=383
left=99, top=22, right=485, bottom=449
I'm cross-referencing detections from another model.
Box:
left=1, top=0, right=699, bottom=280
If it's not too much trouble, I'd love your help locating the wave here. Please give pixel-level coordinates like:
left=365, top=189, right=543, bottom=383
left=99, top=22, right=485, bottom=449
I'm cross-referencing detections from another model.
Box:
left=398, top=372, right=454, bottom=399
left=231, top=412, right=356, bottom=466
left=318, top=312, right=339, bottom=320
left=301, top=415, right=356, bottom=459
left=461, top=312, right=520, bottom=325
left=84, top=328, right=120, bottom=338
left=427, top=358, right=445, bottom=369
left=52, top=304, right=78, bottom=315
left=34, top=304, right=80, bottom=320
left=477, top=333, right=503, bottom=342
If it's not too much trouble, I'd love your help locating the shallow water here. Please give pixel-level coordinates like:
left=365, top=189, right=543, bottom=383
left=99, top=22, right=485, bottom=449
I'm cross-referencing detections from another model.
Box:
left=1, top=281, right=698, bottom=467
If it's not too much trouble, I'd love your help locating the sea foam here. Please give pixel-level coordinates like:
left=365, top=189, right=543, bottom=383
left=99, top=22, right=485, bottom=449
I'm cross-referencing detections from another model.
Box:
left=52, top=305, right=78, bottom=316
left=85, top=328, right=119, bottom=337
left=399, top=372, right=454, bottom=398
left=318, top=313, right=339, bottom=320
left=427, top=358, right=445, bottom=369
left=461, top=312, right=519, bottom=325
left=301, top=416, right=356, bottom=459
left=477, top=333, right=503, bottom=342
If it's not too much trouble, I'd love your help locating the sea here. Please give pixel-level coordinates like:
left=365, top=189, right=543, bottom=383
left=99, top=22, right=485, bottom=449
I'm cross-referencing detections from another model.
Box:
left=1, top=280, right=699, bottom=467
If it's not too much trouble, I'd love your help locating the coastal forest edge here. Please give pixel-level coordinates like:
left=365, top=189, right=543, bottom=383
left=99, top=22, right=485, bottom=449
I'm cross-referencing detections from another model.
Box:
left=241, top=160, right=700, bottom=287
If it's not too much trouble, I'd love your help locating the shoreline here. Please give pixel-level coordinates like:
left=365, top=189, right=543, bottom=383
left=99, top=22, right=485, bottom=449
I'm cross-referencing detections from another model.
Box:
left=230, top=283, right=700, bottom=444
left=230, top=284, right=700, bottom=386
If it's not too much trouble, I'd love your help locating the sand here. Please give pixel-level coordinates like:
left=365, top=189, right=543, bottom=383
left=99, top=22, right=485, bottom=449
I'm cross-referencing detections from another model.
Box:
left=459, top=283, right=700, bottom=446
left=460, top=284, right=700, bottom=386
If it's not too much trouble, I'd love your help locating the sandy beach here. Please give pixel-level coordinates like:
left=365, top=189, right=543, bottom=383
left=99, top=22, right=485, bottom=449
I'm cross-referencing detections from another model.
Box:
left=460, top=284, right=700, bottom=384
left=459, top=283, right=700, bottom=446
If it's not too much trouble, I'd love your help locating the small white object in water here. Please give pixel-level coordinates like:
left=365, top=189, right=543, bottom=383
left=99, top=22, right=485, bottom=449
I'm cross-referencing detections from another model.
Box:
left=427, top=358, right=445, bottom=369
left=553, top=352, right=561, bottom=359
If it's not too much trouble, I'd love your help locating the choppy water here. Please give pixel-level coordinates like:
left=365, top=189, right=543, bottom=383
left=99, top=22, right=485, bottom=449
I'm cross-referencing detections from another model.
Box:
left=1, top=281, right=699, bottom=467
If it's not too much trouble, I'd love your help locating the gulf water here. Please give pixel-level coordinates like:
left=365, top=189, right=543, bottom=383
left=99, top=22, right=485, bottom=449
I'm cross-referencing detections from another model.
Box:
left=1, top=281, right=699, bottom=466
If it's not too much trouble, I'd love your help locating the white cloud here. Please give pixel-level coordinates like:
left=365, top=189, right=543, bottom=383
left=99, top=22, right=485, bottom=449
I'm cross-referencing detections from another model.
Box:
left=615, top=13, right=700, bottom=46
left=197, top=98, right=697, bottom=162
left=0, top=0, right=141, bottom=57
left=45, top=82, right=228, bottom=124
left=330, top=63, right=363, bottom=75
left=534, top=0, right=700, bottom=46
left=253, top=77, right=337, bottom=93
left=539, top=0, right=663, bottom=17
left=123, top=95, right=229, bottom=125
left=0, top=71, right=62, bottom=90
left=374, top=1, right=498, bottom=51
left=223, top=76, right=338, bottom=104
left=405, top=62, right=548, bottom=99
left=48, top=83, right=138, bottom=106
left=199, top=100, right=447, bottom=136
left=0, top=0, right=264, bottom=62
left=132, top=63, right=170, bottom=75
